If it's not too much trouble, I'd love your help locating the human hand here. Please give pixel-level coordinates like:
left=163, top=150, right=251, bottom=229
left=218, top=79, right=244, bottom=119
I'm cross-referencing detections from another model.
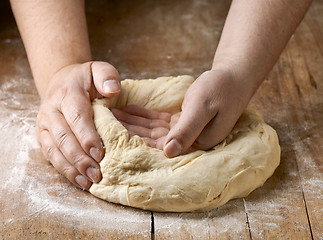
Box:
left=112, top=68, right=253, bottom=157
left=111, top=105, right=174, bottom=150
left=112, top=106, right=199, bottom=154
left=36, top=62, right=121, bottom=190
left=163, top=68, right=255, bottom=157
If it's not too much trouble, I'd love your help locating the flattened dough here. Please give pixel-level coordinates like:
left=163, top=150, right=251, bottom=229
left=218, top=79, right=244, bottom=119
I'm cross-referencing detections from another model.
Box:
left=89, top=76, right=280, bottom=212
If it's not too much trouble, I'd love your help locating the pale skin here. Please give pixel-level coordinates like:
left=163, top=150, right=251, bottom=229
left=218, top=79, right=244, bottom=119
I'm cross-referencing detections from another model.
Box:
left=11, top=0, right=311, bottom=190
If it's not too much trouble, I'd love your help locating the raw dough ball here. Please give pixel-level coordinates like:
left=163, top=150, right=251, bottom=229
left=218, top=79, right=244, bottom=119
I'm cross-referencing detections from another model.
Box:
left=89, top=76, right=280, bottom=212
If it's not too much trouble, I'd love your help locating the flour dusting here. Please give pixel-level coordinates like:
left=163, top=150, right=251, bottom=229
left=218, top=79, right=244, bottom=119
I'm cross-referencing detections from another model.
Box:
left=2, top=117, right=150, bottom=235
left=0, top=71, right=150, bottom=236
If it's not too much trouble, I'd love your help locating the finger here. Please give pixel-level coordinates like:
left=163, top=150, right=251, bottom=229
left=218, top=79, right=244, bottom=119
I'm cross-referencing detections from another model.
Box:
left=142, top=136, right=166, bottom=150
left=119, top=120, right=152, bottom=137
left=142, top=137, right=157, bottom=148
left=127, top=131, right=166, bottom=150
left=194, top=110, right=239, bottom=150
left=163, top=107, right=211, bottom=157
left=170, top=112, right=181, bottom=128
left=38, top=128, right=92, bottom=190
left=111, top=108, right=170, bottom=129
left=128, top=130, right=136, bottom=138
left=120, top=120, right=169, bottom=139
left=91, top=61, right=121, bottom=97
left=124, top=129, right=160, bottom=149
left=47, top=110, right=102, bottom=183
left=155, top=136, right=167, bottom=150
left=61, top=93, right=104, bottom=163
left=163, top=75, right=217, bottom=158
left=123, top=105, right=171, bottom=122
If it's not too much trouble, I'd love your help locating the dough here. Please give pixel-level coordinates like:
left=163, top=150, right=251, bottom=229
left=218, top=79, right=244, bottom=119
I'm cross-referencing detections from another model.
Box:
left=89, top=76, right=280, bottom=212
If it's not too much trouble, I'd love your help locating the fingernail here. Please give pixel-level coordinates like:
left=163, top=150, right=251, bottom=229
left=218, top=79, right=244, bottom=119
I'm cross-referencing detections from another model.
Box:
left=75, top=175, right=88, bottom=189
left=164, top=139, right=182, bottom=158
left=86, top=167, right=100, bottom=183
left=103, top=80, right=120, bottom=94
left=90, top=147, right=102, bottom=162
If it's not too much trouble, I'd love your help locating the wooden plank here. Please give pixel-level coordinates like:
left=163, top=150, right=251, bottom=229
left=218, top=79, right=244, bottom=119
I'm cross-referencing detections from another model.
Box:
left=153, top=199, right=250, bottom=239
left=2, top=0, right=323, bottom=238
left=284, top=2, right=323, bottom=238
left=153, top=1, right=320, bottom=238
left=86, top=0, right=231, bottom=80
left=0, top=38, right=151, bottom=240
left=241, top=3, right=323, bottom=237
left=0, top=81, right=151, bottom=240
left=241, top=124, right=313, bottom=239
left=143, top=1, right=251, bottom=238
left=243, top=71, right=314, bottom=239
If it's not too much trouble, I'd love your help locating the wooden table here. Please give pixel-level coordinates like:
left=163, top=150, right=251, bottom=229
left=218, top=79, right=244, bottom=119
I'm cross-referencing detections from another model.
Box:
left=1, top=1, right=322, bottom=239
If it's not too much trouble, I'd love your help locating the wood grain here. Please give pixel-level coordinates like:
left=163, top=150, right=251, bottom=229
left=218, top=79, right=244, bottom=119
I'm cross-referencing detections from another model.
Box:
left=0, top=0, right=322, bottom=239
left=153, top=200, right=251, bottom=239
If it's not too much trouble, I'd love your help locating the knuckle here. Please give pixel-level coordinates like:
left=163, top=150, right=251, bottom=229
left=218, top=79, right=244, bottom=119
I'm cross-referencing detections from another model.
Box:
left=45, top=145, right=56, bottom=160
left=72, top=153, right=90, bottom=171
left=151, top=119, right=169, bottom=129
left=67, top=106, right=89, bottom=126
left=56, top=86, right=68, bottom=101
left=55, top=130, right=69, bottom=148
left=61, top=166, right=75, bottom=180
left=70, top=110, right=83, bottom=125
left=78, top=125, right=101, bottom=151
left=202, top=98, right=217, bottom=117
left=151, top=128, right=169, bottom=139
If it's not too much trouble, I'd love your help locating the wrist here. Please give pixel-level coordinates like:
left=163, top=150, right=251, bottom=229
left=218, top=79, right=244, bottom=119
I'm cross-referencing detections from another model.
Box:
left=211, top=56, right=264, bottom=99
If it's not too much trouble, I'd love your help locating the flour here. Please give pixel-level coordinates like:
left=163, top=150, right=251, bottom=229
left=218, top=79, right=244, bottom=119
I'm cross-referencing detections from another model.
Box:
left=0, top=75, right=255, bottom=237
left=0, top=74, right=281, bottom=237
left=0, top=74, right=150, bottom=235
left=2, top=122, right=150, bottom=234
left=154, top=200, right=247, bottom=237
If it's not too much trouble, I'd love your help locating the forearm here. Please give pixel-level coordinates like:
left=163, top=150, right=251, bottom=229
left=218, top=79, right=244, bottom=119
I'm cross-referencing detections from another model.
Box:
left=213, top=0, right=311, bottom=96
left=10, top=0, right=91, bottom=98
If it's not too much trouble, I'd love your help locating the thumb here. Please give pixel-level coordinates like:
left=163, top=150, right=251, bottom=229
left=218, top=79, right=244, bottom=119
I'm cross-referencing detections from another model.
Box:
left=91, top=61, right=121, bottom=97
left=163, top=78, right=215, bottom=158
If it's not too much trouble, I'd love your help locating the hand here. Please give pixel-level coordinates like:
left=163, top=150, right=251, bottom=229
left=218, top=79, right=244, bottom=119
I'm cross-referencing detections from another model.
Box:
left=111, top=105, right=174, bottom=150
left=112, top=68, right=254, bottom=158
left=36, top=61, right=121, bottom=190
left=163, top=68, right=255, bottom=157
